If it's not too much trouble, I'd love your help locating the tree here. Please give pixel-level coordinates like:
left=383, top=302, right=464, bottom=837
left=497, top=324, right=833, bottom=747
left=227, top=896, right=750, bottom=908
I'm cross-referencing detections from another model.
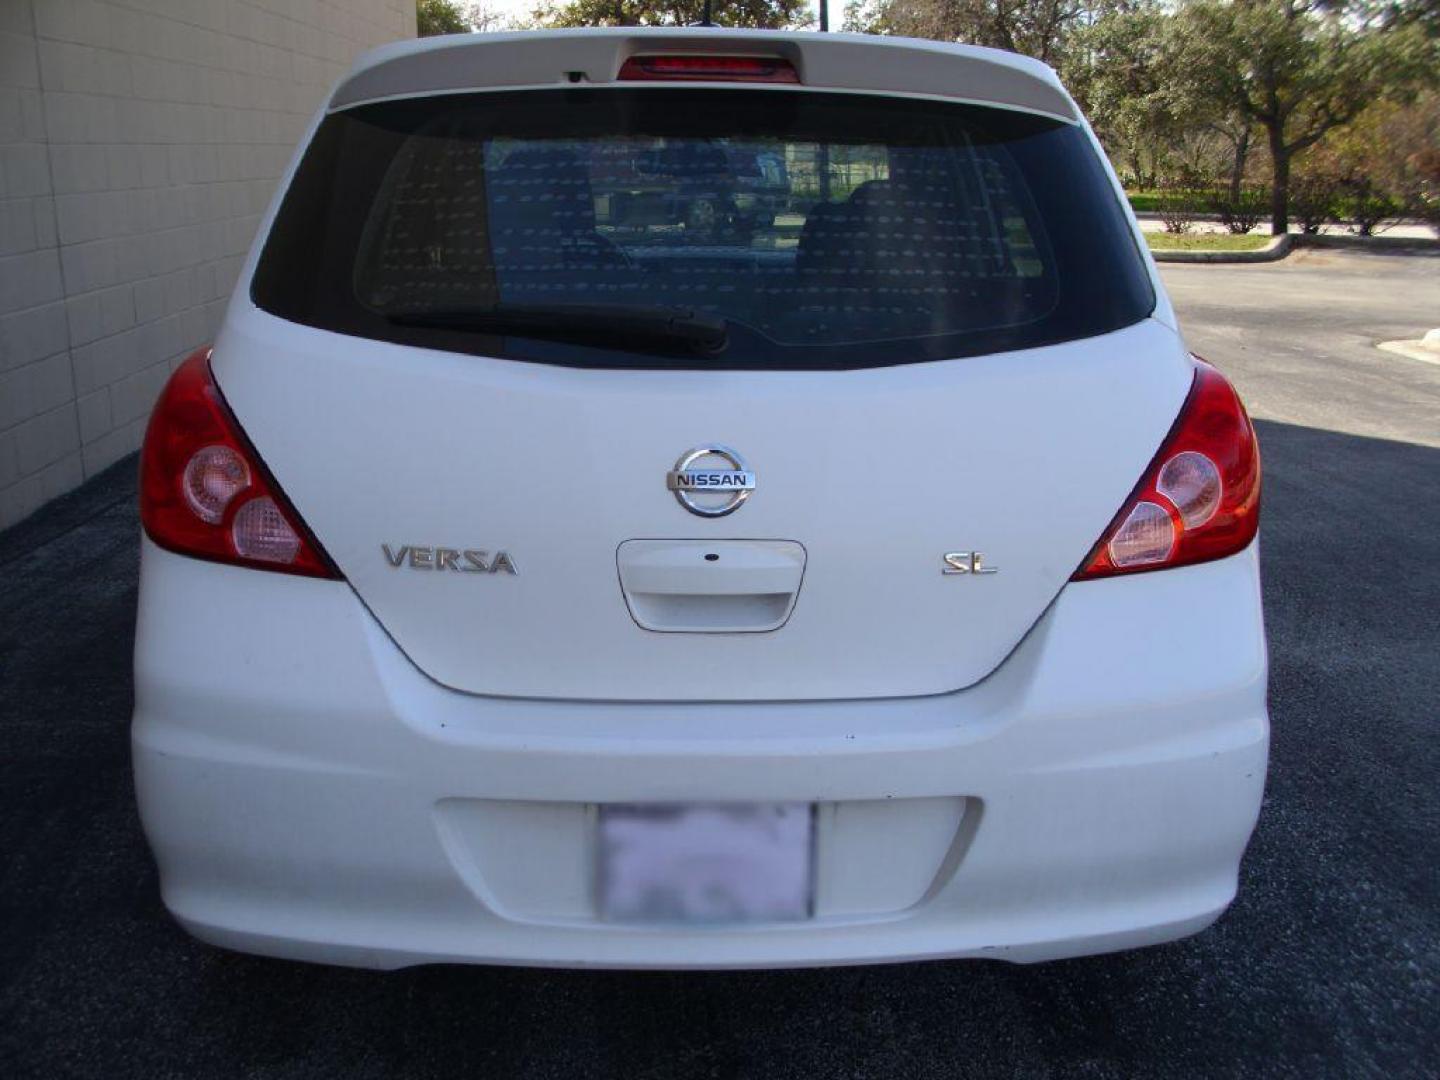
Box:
left=1301, top=91, right=1440, bottom=231
left=843, top=0, right=1098, bottom=64
left=418, top=0, right=512, bottom=34
left=1064, top=1, right=1181, bottom=188
left=1205, top=114, right=1256, bottom=204
left=531, top=0, right=811, bottom=27
left=1073, top=3, right=1260, bottom=198
left=418, top=0, right=471, bottom=34
left=468, top=2, right=513, bottom=30
left=1166, top=0, right=1436, bottom=234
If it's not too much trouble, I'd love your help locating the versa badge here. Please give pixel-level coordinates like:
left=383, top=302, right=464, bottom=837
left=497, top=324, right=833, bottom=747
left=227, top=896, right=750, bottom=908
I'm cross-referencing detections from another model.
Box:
left=382, top=545, right=517, bottom=574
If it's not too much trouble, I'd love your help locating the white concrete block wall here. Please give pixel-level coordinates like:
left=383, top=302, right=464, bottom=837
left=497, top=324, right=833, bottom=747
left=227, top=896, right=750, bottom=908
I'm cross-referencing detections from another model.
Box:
left=0, top=0, right=416, bottom=529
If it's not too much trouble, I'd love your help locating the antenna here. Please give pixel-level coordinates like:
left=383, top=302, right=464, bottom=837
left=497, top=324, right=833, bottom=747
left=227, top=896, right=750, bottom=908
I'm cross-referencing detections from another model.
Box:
left=820, top=0, right=828, bottom=32
left=702, top=0, right=713, bottom=26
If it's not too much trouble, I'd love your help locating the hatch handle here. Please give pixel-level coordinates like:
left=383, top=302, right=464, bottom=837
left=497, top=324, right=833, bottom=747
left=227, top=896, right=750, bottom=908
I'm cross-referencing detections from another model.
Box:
left=616, top=540, right=805, bottom=633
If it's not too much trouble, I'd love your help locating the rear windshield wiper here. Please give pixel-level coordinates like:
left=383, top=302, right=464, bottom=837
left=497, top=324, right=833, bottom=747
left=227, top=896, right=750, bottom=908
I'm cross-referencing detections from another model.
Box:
left=384, top=303, right=728, bottom=355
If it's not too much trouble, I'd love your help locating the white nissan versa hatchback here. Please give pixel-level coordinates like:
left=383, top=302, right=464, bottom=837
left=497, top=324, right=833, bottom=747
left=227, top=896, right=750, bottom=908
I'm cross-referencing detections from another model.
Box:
left=132, top=28, right=1268, bottom=969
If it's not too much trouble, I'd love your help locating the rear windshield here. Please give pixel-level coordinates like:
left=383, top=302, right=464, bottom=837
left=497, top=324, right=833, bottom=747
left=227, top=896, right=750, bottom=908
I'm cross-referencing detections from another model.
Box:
left=252, top=89, right=1153, bottom=370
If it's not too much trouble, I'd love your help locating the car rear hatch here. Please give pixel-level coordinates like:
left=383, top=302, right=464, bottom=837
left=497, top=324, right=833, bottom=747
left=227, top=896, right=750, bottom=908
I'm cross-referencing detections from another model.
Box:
left=214, top=30, right=1189, bottom=702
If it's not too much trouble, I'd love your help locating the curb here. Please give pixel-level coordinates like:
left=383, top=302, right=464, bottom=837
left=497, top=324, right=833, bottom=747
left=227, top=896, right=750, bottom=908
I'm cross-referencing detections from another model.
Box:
left=1292, top=233, right=1440, bottom=254
left=1149, top=231, right=1440, bottom=264
left=1150, top=234, right=1292, bottom=264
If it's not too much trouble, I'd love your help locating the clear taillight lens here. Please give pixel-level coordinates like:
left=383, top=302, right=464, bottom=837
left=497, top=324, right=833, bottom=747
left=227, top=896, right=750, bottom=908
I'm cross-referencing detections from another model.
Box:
left=140, top=350, right=339, bottom=578
left=1156, top=450, right=1222, bottom=528
left=1074, top=359, right=1260, bottom=580
left=231, top=497, right=303, bottom=563
left=1107, top=501, right=1176, bottom=568
left=181, top=444, right=249, bottom=524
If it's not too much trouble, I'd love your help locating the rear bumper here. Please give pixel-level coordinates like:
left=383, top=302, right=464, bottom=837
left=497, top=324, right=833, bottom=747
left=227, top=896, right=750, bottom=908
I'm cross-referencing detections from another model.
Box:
left=132, top=538, right=1268, bottom=969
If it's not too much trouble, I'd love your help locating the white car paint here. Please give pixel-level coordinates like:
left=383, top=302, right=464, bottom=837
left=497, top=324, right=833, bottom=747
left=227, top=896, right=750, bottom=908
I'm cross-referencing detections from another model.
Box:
left=133, top=536, right=1266, bottom=968
left=214, top=311, right=1190, bottom=700
left=132, top=28, right=1267, bottom=968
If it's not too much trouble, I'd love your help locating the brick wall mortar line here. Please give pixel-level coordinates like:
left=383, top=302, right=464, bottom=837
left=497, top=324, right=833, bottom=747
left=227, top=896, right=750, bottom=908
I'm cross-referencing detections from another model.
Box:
left=23, top=0, right=85, bottom=484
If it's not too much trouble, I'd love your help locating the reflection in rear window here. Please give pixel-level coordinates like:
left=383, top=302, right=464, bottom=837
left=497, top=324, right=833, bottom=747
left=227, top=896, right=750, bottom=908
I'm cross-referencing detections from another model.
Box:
left=253, top=89, right=1153, bottom=369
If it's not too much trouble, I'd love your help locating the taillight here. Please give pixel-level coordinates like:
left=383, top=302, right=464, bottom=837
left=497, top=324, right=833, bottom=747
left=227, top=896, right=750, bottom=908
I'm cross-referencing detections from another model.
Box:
left=617, top=55, right=800, bottom=83
left=1074, top=359, right=1260, bottom=580
left=140, top=349, right=339, bottom=578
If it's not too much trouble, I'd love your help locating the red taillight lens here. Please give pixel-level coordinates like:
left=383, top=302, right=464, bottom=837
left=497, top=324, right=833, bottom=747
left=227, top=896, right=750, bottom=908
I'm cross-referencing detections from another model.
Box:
left=140, top=350, right=339, bottom=578
left=1074, top=359, right=1260, bottom=580
left=617, top=55, right=799, bottom=83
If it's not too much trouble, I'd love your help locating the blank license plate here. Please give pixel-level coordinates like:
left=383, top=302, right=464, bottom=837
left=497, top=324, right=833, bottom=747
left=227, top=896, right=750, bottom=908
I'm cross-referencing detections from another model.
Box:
left=598, top=803, right=813, bottom=924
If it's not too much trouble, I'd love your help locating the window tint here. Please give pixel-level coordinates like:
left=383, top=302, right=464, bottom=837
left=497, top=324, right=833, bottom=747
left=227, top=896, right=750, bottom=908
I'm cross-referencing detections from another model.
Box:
left=253, top=90, right=1153, bottom=370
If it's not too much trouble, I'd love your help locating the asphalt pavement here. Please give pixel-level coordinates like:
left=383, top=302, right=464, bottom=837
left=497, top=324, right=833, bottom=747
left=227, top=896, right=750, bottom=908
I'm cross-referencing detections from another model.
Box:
left=1, top=249, right=1437, bottom=1079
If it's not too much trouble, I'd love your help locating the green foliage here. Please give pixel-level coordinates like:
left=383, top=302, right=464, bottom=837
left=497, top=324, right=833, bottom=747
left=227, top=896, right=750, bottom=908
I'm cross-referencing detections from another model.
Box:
left=1157, top=175, right=1206, bottom=233
left=1163, top=0, right=1436, bottom=231
left=1065, top=1, right=1185, bottom=190
left=417, top=0, right=471, bottom=35
left=842, top=0, right=880, bottom=31
left=1334, top=174, right=1404, bottom=234
left=1304, top=91, right=1440, bottom=227
left=531, top=0, right=811, bottom=28
left=845, top=0, right=1103, bottom=63
left=1166, top=1, right=1422, bottom=152
left=1207, top=185, right=1269, bottom=233
left=1412, top=145, right=1440, bottom=235
left=1287, top=172, right=1340, bottom=233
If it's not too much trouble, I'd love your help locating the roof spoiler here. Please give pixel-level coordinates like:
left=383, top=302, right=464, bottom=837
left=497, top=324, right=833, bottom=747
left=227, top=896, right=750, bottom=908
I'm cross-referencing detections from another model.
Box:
left=330, top=29, right=1077, bottom=122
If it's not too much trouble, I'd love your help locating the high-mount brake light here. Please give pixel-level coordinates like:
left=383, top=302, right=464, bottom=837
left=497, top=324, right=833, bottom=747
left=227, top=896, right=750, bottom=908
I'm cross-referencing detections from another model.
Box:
left=617, top=55, right=800, bottom=83
left=140, top=349, right=339, bottom=578
left=1074, top=358, right=1260, bottom=580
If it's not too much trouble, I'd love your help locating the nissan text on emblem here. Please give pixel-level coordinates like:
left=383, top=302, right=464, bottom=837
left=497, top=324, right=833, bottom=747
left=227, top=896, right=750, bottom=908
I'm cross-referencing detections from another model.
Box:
left=666, top=445, right=755, bottom=517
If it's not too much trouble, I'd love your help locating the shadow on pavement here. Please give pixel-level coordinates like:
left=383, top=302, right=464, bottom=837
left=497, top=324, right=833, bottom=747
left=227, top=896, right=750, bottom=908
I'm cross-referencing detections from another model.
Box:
left=0, top=419, right=1436, bottom=1079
